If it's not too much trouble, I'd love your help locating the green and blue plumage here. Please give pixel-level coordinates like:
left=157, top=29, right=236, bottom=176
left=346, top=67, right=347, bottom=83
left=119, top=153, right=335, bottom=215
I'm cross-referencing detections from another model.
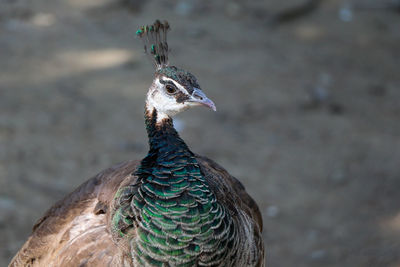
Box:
left=112, top=111, right=235, bottom=266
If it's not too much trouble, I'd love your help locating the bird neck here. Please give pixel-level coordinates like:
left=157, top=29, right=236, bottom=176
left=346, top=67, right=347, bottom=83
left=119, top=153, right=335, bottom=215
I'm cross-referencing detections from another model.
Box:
left=144, top=104, right=190, bottom=154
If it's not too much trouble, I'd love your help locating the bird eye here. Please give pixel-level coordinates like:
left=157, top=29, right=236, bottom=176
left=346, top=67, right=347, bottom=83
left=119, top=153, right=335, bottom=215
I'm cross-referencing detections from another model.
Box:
left=165, top=84, right=177, bottom=94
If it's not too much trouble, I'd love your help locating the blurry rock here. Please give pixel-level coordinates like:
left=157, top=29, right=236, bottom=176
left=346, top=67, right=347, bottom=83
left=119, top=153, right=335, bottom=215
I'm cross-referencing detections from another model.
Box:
left=339, top=2, right=353, bottom=22
left=301, top=73, right=345, bottom=115
left=174, top=0, right=207, bottom=17
left=330, top=168, right=347, bottom=185
left=30, top=13, right=55, bottom=27
left=310, top=249, right=326, bottom=260
left=302, top=73, right=331, bottom=109
left=265, top=205, right=280, bottom=218
left=311, top=73, right=331, bottom=103
left=295, top=24, right=324, bottom=41
left=313, top=86, right=330, bottom=103
left=175, top=1, right=195, bottom=16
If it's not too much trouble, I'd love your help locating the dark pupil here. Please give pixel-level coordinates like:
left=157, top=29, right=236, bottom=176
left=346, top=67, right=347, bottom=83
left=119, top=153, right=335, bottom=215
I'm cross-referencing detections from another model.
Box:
left=166, top=85, right=176, bottom=94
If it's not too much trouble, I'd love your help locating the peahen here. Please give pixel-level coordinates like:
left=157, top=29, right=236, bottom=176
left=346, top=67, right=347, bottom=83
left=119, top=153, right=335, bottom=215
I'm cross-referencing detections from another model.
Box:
left=10, top=20, right=264, bottom=267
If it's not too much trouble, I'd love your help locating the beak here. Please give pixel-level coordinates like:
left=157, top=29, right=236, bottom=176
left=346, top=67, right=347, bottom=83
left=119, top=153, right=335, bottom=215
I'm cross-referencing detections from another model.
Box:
left=189, top=88, right=217, bottom=111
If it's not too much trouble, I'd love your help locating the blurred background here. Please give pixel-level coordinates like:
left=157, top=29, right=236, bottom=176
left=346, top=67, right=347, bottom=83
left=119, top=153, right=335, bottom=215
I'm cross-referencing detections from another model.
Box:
left=1, top=0, right=399, bottom=266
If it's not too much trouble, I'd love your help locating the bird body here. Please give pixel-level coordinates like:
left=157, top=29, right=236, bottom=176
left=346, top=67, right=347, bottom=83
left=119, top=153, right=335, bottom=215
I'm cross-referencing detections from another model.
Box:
left=10, top=20, right=264, bottom=267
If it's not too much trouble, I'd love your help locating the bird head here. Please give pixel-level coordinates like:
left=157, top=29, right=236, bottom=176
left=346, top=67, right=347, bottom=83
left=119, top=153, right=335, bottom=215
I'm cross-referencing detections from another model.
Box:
left=137, top=20, right=215, bottom=121
left=146, top=66, right=216, bottom=120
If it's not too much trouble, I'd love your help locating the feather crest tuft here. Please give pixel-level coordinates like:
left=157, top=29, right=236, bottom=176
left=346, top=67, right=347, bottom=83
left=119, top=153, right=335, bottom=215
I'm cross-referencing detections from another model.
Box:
left=136, top=20, right=170, bottom=69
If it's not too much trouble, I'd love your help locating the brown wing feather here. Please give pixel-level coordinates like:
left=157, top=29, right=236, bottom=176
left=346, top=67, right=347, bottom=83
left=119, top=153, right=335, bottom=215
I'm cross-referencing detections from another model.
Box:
left=9, top=160, right=140, bottom=267
left=196, top=155, right=265, bottom=266
left=10, top=156, right=264, bottom=267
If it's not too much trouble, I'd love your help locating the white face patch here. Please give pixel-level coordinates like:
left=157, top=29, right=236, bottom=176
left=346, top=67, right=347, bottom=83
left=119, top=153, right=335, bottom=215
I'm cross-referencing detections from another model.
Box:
left=146, top=77, right=191, bottom=122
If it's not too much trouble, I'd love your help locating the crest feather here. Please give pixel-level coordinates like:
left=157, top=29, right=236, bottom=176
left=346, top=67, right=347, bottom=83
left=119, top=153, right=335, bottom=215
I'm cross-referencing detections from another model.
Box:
left=136, top=20, right=170, bottom=69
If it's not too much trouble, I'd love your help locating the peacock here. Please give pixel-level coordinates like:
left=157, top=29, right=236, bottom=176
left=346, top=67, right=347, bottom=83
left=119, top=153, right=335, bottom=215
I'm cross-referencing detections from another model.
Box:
left=10, top=20, right=264, bottom=267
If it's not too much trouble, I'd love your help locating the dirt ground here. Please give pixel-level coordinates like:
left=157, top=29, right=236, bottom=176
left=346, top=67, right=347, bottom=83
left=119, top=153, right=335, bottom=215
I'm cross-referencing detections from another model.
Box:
left=1, top=0, right=399, bottom=266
